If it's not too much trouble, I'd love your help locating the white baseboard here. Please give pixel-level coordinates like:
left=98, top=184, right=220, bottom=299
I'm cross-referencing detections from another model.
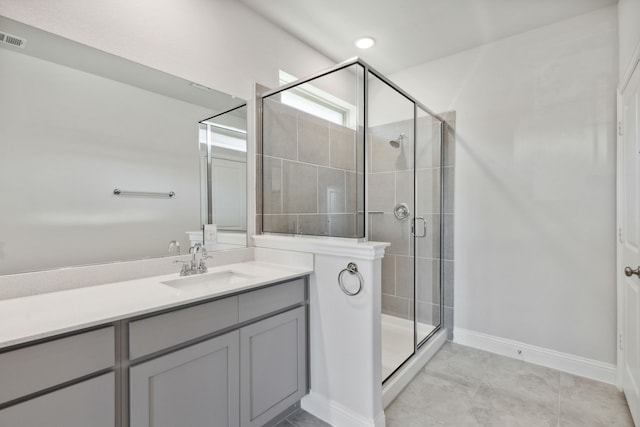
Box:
left=453, top=328, right=617, bottom=384
left=382, top=329, right=446, bottom=408
left=301, top=391, right=386, bottom=427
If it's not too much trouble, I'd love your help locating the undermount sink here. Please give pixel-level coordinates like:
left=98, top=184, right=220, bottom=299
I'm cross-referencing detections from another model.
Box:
left=161, top=270, right=255, bottom=292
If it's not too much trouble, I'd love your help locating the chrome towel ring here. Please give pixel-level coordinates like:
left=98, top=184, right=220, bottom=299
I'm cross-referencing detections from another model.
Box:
left=338, top=262, right=363, bottom=296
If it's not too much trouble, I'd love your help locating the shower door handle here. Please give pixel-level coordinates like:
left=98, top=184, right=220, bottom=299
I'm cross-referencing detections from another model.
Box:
left=412, top=217, right=427, bottom=238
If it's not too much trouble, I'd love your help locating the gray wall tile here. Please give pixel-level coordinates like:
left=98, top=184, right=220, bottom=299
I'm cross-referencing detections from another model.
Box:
left=414, top=214, right=441, bottom=259
left=263, top=99, right=297, bottom=161
left=369, top=172, right=395, bottom=212
left=370, top=213, right=410, bottom=255
left=298, top=111, right=330, bottom=166
left=256, top=154, right=262, bottom=215
left=382, top=294, right=410, bottom=319
left=416, top=301, right=441, bottom=327
left=395, top=170, right=413, bottom=208
left=263, top=214, right=297, bottom=234
left=443, top=166, right=454, bottom=214
left=395, top=255, right=440, bottom=303
left=330, top=124, right=356, bottom=171
left=381, top=255, right=396, bottom=295
left=328, top=213, right=357, bottom=237
left=443, top=259, right=454, bottom=308
left=416, top=115, right=442, bottom=169
left=318, top=167, right=345, bottom=213
left=444, top=306, right=454, bottom=340
left=282, top=161, right=317, bottom=214
left=416, top=257, right=440, bottom=304
left=262, top=156, right=282, bottom=214
left=417, top=168, right=441, bottom=215
left=356, top=126, right=365, bottom=173
left=443, top=213, right=454, bottom=261
left=346, top=172, right=364, bottom=216
left=442, top=112, right=456, bottom=168
left=356, top=211, right=365, bottom=238
left=298, top=214, right=327, bottom=235
left=395, top=255, right=413, bottom=299
left=369, top=123, right=413, bottom=173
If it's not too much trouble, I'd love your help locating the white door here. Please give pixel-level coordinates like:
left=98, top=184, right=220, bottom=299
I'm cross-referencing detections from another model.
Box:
left=212, top=157, right=247, bottom=230
left=620, top=63, right=640, bottom=426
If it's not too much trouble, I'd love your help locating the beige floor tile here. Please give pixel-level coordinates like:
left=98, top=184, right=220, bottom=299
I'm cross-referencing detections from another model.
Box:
left=387, top=370, right=481, bottom=425
left=384, top=343, right=635, bottom=427
left=559, top=373, right=634, bottom=426
left=470, top=384, right=557, bottom=427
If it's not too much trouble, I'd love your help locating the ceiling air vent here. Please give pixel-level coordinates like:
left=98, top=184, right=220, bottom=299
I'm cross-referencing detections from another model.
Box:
left=0, top=31, right=26, bottom=48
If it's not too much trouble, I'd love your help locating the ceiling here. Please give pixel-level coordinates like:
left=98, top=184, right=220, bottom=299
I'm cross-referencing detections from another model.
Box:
left=239, top=0, right=617, bottom=75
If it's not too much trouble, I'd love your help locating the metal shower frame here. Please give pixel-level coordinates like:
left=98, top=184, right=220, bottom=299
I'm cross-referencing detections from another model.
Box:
left=260, top=57, right=446, bottom=381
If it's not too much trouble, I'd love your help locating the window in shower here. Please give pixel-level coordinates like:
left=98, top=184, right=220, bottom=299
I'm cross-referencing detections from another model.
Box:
left=278, top=70, right=356, bottom=126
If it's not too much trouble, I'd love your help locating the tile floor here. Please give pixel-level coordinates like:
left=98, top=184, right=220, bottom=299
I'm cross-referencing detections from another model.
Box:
left=386, top=343, right=635, bottom=427
left=281, top=342, right=635, bottom=427
left=274, top=409, right=330, bottom=427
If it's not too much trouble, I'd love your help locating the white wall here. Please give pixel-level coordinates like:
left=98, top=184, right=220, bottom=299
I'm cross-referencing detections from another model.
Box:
left=0, top=0, right=334, bottom=101
left=618, top=0, right=640, bottom=83
left=389, top=6, right=618, bottom=364
left=0, top=47, right=211, bottom=273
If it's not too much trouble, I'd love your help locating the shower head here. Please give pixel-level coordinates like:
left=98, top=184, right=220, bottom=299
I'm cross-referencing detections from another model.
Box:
left=389, top=133, right=406, bottom=148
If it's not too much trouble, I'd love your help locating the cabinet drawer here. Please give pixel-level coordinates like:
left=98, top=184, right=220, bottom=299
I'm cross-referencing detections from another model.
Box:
left=0, top=373, right=115, bottom=427
left=129, top=296, right=239, bottom=360
left=239, top=278, right=305, bottom=322
left=0, top=326, right=115, bottom=405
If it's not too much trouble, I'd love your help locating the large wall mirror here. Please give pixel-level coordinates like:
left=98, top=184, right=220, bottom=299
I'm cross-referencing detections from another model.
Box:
left=0, top=16, right=247, bottom=275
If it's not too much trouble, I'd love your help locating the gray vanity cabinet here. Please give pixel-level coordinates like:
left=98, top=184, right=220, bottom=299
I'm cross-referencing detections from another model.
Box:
left=128, top=276, right=308, bottom=427
left=0, top=326, right=116, bottom=427
left=129, top=331, right=240, bottom=427
left=0, top=373, right=115, bottom=427
left=240, top=306, right=306, bottom=427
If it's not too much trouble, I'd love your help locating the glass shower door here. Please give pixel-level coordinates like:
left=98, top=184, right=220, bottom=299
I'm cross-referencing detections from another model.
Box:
left=368, top=73, right=416, bottom=381
left=415, top=107, right=443, bottom=345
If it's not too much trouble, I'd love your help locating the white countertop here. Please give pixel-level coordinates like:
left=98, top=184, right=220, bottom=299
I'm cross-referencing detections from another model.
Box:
left=0, top=261, right=312, bottom=349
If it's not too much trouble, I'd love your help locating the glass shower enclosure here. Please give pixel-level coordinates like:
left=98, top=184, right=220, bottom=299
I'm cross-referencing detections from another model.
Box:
left=260, top=58, right=443, bottom=383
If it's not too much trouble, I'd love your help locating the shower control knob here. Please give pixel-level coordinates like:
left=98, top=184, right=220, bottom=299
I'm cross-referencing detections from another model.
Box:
left=394, top=203, right=410, bottom=220
left=624, top=266, right=640, bottom=278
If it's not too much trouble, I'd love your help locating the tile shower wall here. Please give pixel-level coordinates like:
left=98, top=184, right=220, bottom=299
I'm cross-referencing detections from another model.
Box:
left=261, top=98, right=364, bottom=237
left=374, top=112, right=456, bottom=340
left=442, top=112, right=455, bottom=340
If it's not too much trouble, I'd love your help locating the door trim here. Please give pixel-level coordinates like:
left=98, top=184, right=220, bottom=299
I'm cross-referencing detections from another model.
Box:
left=616, top=88, right=624, bottom=389
left=621, top=41, right=640, bottom=94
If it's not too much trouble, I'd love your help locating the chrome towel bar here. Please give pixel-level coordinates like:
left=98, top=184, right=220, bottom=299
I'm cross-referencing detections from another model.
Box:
left=113, top=189, right=175, bottom=198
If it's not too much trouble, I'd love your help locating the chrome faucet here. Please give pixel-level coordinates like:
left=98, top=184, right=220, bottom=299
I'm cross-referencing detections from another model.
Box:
left=173, top=243, right=210, bottom=276
left=189, top=243, right=206, bottom=273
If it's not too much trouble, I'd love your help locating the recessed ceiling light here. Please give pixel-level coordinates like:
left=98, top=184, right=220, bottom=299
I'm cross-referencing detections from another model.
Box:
left=354, top=37, right=375, bottom=49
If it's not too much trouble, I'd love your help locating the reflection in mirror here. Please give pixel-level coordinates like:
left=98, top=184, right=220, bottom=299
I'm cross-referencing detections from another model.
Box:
left=191, top=105, right=248, bottom=252
left=0, top=16, right=247, bottom=275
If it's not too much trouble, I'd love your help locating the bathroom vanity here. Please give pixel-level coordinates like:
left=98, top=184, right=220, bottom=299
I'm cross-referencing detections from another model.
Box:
left=0, top=262, right=310, bottom=427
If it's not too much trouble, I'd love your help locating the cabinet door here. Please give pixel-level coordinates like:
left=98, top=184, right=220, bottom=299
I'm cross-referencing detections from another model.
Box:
left=130, top=331, right=239, bottom=427
left=0, top=373, right=115, bottom=427
left=240, top=306, right=306, bottom=427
